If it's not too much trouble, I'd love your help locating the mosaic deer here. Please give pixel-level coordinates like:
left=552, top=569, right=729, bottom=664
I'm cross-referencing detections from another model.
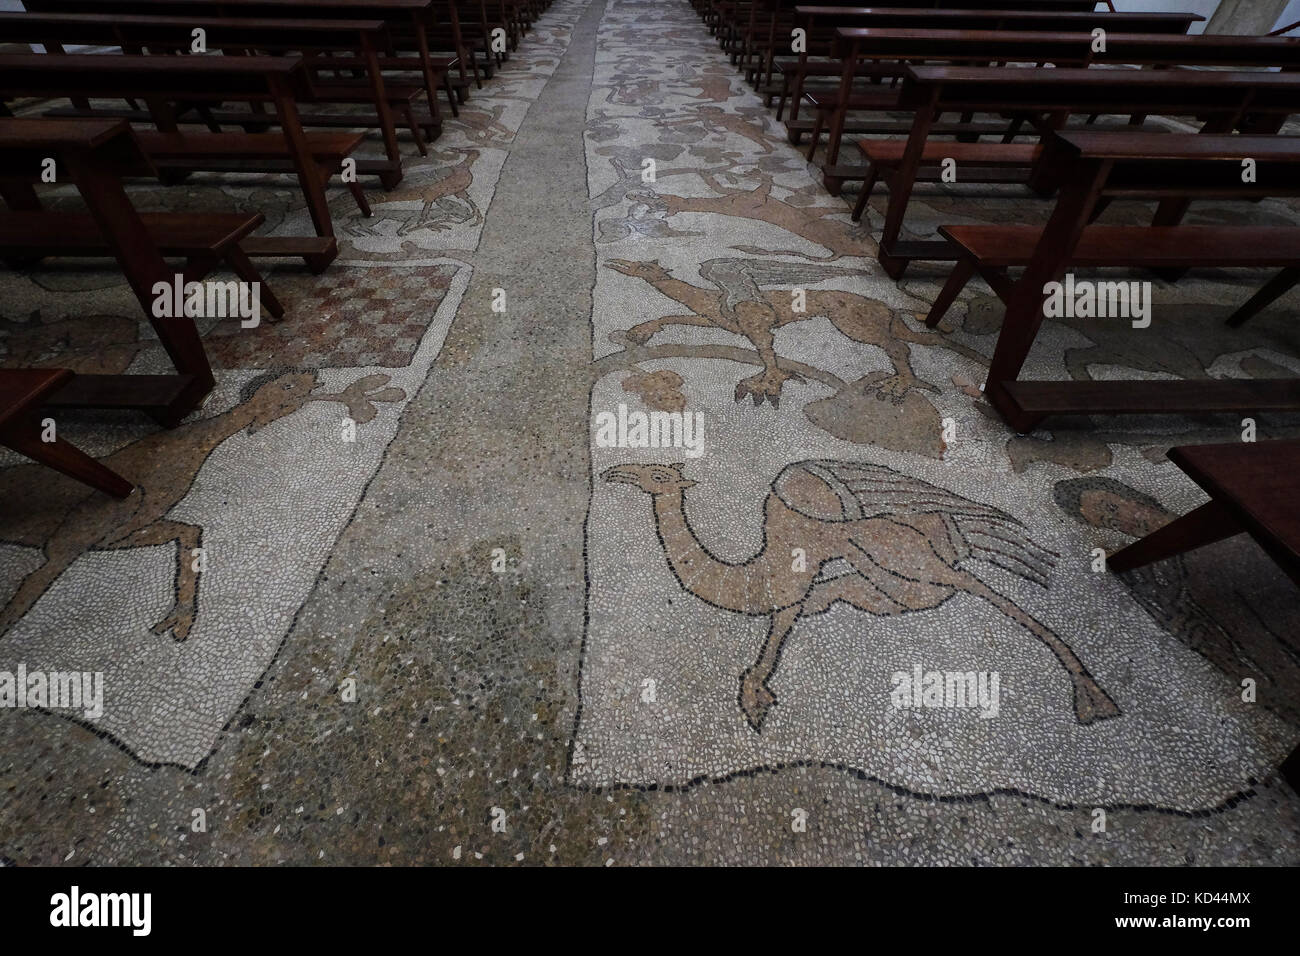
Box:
left=0, top=371, right=403, bottom=643
left=603, top=459, right=1120, bottom=731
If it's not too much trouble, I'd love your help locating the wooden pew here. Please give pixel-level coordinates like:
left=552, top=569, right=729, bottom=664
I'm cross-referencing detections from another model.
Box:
left=776, top=6, right=1202, bottom=129
left=3, top=11, right=433, bottom=180
left=1109, top=437, right=1300, bottom=792
left=22, top=0, right=476, bottom=106
left=823, top=27, right=1300, bottom=193
left=0, top=53, right=343, bottom=270
left=1108, top=439, right=1300, bottom=587
left=956, top=131, right=1300, bottom=431
left=0, top=369, right=133, bottom=497
left=865, top=66, right=1300, bottom=278
left=0, top=118, right=216, bottom=425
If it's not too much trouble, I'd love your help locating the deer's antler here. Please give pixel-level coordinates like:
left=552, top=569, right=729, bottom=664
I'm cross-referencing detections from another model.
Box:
left=308, top=373, right=406, bottom=424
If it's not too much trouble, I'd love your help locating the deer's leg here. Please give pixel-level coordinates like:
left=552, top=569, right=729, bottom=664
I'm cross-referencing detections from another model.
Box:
left=107, top=520, right=204, bottom=643
left=0, top=548, right=81, bottom=640
left=739, top=603, right=802, bottom=731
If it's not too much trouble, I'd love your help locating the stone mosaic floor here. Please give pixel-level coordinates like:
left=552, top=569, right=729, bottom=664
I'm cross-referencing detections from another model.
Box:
left=1, top=0, right=1298, bottom=864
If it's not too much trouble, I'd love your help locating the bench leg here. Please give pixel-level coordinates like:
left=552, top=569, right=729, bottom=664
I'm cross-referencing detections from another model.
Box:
left=0, top=415, right=133, bottom=499
left=226, top=247, right=285, bottom=321
left=925, top=257, right=977, bottom=329
left=805, top=110, right=823, bottom=162
left=347, top=180, right=373, bottom=218
left=1226, top=266, right=1300, bottom=328
left=403, top=103, right=430, bottom=157
left=444, top=74, right=460, bottom=118
left=1107, top=500, right=1242, bottom=574
left=850, top=164, right=880, bottom=223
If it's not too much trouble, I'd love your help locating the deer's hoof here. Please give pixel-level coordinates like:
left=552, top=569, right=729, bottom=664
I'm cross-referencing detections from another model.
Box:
left=739, top=669, right=777, bottom=731
left=1074, top=678, right=1121, bottom=725
left=150, top=605, right=195, bottom=643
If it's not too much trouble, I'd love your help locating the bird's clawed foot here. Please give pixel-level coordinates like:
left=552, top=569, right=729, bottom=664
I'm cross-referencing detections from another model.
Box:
left=150, top=602, right=195, bottom=642
left=864, top=372, right=927, bottom=405
left=734, top=367, right=800, bottom=408
left=1073, top=675, right=1121, bottom=725
left=739, top=668, right=777, bottom=731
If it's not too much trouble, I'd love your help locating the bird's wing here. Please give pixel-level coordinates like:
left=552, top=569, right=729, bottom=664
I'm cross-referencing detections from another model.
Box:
left=815, top=461, right=1058, bottom=586
left=734, top=260, right=865, bottom=288
left=698, top=258, right=764, bottom=313
left=699, top=258, right=865, bottom=313
left=811, top=460, right=1016, bottom=523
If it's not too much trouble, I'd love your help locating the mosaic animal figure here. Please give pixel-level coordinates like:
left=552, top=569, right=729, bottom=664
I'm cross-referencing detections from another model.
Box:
left=605, top=257, right=973, bottom=407
left=0, top=371, right=403, bottom=643
left=603, top=459, right=1120, bottom=731
left=342, top=148, right=482, bottom=238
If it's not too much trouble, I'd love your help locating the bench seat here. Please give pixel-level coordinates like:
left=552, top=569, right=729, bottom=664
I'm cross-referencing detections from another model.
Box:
left=924, top=224, right=1300, bottom=328
left=0, top=368, right=133, bottom=497
left=0, top=211, right=285, bottom=318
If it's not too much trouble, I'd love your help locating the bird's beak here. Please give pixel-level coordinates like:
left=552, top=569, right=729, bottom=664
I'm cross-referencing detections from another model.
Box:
left=602, top=466, right=638, bottom=485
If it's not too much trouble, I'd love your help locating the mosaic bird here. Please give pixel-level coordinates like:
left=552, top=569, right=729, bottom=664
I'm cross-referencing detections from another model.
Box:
left=603, top=459, right=1120, bottom=731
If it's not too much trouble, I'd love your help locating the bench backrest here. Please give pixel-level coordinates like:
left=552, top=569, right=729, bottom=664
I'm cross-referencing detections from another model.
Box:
left=901, top=65, right=1300, bottom=118
left=0, top=51, right=312, bottom=101
left=0, top=12, right=389, bottom=52
left=835, top=29, right=1300, bottom=70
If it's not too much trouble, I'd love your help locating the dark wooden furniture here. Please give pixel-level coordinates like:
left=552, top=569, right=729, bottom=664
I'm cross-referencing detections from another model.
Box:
left=3, top=12, right=433, bottom=182
left=822, top=28, right=1300, bottom=191
left=1108, top=440, right=1300, bottom=586
left=0, top=211, right=286, bottom=319
left=0, top=369, right=134, bottom=498
left=0, top=118, right=215, bottom=425
left=869, top=66, right=1300, bottom=278
left=0, top=53, right=340, bottom=270
left=778, top=6, right=1202, bottom=134
left=24, top=0, right=477, bottom=104
left=1110, top=438, right=1300, bottom=793
left=967, top=131, right=1300, bottom=431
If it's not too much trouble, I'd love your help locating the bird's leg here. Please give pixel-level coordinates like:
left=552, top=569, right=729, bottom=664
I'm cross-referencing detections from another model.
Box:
left=621, top=313, right=714, bottom=346
left=733, top=303, right=799, bottom=407
left=964, top=576, right=1120, bottom=725
left=863, top=335, right=936, bottom=404
left=739, top=603, right=802, bottom=731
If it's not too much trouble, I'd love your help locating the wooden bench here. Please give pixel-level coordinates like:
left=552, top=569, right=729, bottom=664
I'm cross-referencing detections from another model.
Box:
left=0, top=368, right=133, bottom=498
left=0, top=53, right=342, bottom=271
left=2, top=12, right=435, bottom=179
left=964, top=131, right=1300, bottom=431
left=26, top=0, right=478, bottom=103
left=1109, top=438, right=1300, bottom=792
left=1109, top=440, right=1300, bottom=586
left=870, top=66, right=1300, bottom=278
left=925, top=224, right=1300, bottom=329
left=851, top=140, right=1041, bottom=220
left=778, top=6, right=1203, bottom=134
left=0, top=211, right=286, bottom=320
left=0, top=118, right=215, bottom=425
left=818, top=28, right=1300, bottom=193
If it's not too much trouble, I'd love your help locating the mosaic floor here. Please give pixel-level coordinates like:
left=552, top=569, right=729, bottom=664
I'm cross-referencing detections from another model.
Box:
left=1, top=0, right=1299, bottom=864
